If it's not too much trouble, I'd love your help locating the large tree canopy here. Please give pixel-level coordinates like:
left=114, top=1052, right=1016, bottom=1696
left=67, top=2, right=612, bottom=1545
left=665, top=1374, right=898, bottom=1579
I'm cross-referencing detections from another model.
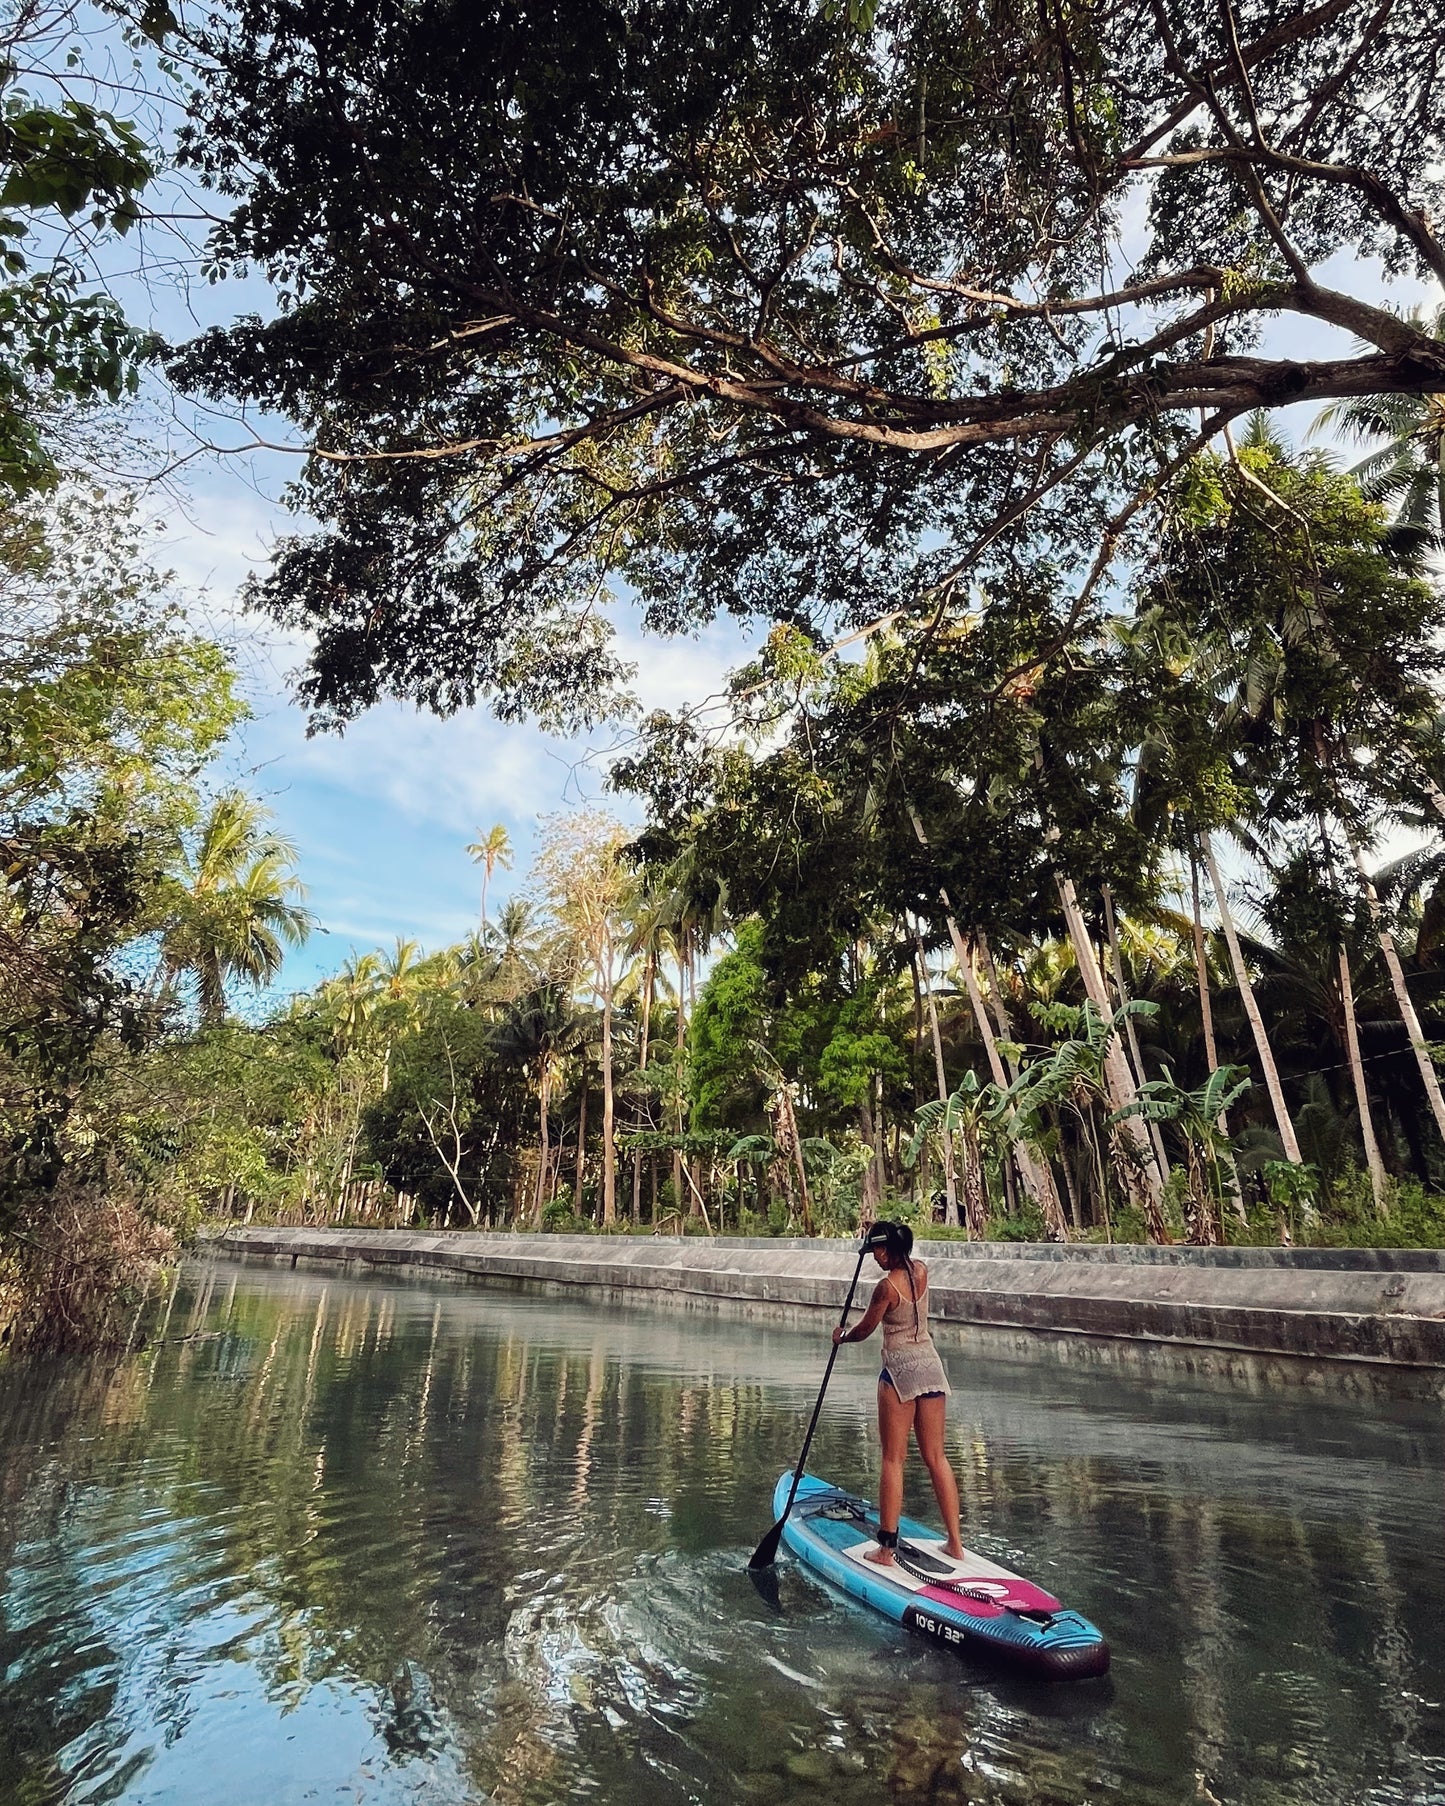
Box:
left=173, top=0, right=1445, bottom=723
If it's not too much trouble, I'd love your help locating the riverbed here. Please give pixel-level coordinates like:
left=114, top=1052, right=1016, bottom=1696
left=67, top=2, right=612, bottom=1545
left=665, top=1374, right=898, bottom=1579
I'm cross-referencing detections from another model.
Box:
left=0, top=1256, right=1441, bottom=1805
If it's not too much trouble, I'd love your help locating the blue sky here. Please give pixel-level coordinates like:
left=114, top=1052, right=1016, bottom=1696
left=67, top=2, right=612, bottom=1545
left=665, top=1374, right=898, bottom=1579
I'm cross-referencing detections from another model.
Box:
left=153, top=452, right=754, bottom=993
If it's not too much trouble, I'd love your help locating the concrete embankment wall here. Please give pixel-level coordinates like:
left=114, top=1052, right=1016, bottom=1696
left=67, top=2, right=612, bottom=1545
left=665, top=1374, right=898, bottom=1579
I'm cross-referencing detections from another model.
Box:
left=206, top=1227, right=1445, bottom=1395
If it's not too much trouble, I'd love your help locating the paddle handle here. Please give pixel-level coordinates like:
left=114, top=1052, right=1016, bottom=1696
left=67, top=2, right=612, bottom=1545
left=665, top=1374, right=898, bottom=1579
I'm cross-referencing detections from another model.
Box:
left=774, top=1240, right=871, bottom=1534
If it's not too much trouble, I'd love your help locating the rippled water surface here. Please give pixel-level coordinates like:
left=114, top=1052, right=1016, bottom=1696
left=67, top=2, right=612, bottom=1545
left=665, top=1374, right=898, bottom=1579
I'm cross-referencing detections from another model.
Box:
left=1, top=1257, right=1443, bottom=1806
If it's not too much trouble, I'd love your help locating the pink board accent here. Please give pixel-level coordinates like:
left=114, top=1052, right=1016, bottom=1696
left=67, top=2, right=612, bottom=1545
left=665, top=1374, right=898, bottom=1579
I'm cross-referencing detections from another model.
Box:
left=920, top=1575, right=1061, bottom=1619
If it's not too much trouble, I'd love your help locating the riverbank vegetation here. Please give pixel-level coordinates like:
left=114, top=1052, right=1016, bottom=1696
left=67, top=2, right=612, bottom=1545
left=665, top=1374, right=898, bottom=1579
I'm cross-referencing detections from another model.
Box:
left=159, top=422, right=1445, bottom=1253
left=0, top=483, right=311, bottom=1347
left=8, top=0, right=1445, bottom=1345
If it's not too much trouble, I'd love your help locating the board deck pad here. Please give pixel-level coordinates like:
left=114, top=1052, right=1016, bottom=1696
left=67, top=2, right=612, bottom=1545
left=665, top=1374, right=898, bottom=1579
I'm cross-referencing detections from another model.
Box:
left=838, top=1537, right=1062, bottom=1615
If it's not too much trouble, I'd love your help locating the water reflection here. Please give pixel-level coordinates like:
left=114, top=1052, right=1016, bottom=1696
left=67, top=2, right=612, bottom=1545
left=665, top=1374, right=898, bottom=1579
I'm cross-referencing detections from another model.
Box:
left=0, top=1257, right=1441, bottom=1805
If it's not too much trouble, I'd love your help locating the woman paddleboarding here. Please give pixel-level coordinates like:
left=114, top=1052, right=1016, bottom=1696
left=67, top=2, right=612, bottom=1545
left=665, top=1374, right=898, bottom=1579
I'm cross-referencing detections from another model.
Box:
left=831, top=1220, right=963, bottom=1567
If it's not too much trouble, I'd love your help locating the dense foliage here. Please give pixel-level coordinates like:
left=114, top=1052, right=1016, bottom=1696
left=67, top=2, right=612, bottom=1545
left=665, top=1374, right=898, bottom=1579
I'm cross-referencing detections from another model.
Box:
left=8, top=0, right=1445, bottom=1355
left=0, top=0, right=162, bottom=493
left=170, top=0, right=1445, bottom=727
left=0, top=483, right=309, bottom=1348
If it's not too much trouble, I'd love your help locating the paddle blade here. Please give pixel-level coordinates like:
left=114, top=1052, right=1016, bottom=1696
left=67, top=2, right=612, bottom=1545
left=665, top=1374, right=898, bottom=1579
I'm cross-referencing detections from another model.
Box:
left=748, top=1518, right=785, bottom=1570
left=748, top=1562, right=782, bottom=1612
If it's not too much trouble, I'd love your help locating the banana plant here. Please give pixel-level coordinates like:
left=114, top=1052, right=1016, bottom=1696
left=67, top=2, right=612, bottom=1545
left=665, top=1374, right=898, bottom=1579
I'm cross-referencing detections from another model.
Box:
left=1109, top=1065, right=1252, bottom=1245
left=904, top=1070, right=1001, bottom=1237
left=1005, top=998, right=1167, bottom=1241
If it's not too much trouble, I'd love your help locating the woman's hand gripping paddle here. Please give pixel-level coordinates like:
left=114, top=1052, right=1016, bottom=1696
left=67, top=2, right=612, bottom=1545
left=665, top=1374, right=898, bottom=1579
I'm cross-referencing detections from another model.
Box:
left=747, top=1235, right=874, bottom=1571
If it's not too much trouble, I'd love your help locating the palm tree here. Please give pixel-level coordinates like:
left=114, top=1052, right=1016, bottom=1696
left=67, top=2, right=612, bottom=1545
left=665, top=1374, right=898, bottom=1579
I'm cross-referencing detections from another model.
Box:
left=466, top=823, right=514, bottom=932
left=911, top=924, right=960, bottom=1227
left=320, top=950, right=382, bottom=1053
left=653, top=843, right=729, bottom=1218
left=624, top=887, right=672, bottom=1223
left=490, top=897, right=543, bottom=980
left=905, top=803, right=1069, bottom=1237
left=376, top=936, right=425, bottom=1001
left=1313, top=305, right=1445, bottom=548
left=162, top=789, right=312, bottom=1025
left=1198, top=833, right=1308, bottom=1171
left=492, top=981, right=589, bottom=1225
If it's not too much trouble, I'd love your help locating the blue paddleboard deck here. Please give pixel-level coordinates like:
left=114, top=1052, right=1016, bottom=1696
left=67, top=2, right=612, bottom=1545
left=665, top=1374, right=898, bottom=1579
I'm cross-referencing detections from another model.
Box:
left=773, top=1472, right=1110, bottom=1682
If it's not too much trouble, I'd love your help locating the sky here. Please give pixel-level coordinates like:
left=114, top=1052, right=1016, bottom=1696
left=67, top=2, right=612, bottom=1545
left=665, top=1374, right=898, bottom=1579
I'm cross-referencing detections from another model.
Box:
left=152, top=452, right=755, bottom=993
left=48, top=13, right=1438, bottom=1003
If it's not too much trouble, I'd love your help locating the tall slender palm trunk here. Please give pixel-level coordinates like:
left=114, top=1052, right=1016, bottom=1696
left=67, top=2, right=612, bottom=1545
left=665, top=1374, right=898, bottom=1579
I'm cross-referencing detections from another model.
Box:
left=574, top=1082, right=588, bottom=1214
left=905, top=805, right=1067, bottom=1237
left=1199, top=833, right=1306, bottom=1167
left=1314, top=814, right=1389, bottom=1214
left=674, top=945, right=687, bottom=1215
left=1336, top=945, right=1390, bottom=1213
left=1054, top=871, right=1169, bottom=1235
left=532, top=1062, right=554, bottom=1226
left=1189, top=857, right=1225, bottom=1089
left=951, top=919, right=1069, bottom=1240
left=1189, top=854, right=1247, bottom=1228
left=913, top=931, right=959, bottom=1228
left=975, top=933, right=1020, bottom=1077
left=1348, top=836, right=1445, bottom=1149
left=600, top=927, right=617, bottom=1225
left=1100, top=883, right=1171, bottom=1181
left=631, top=949, right=654, bottom=1224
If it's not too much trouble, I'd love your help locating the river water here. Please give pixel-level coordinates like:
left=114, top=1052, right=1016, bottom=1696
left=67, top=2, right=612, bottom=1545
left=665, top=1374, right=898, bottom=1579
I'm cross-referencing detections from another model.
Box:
left=0, top=1258, right=1441, bottom=1806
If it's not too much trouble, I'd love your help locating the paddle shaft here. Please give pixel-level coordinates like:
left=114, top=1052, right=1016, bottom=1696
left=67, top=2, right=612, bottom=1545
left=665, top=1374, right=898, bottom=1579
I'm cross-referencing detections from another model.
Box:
left=748, top=1238, right=872, bottom=1569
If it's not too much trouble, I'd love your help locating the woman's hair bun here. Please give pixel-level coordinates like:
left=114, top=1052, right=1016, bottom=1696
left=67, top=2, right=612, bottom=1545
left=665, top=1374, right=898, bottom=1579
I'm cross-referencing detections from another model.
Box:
left=866, top=1219, right=913, bottom=1259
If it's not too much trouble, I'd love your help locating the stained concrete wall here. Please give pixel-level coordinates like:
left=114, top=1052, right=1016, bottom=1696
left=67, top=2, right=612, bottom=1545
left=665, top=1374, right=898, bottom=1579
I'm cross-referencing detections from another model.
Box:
left=206, top=1228, right=1445, bottom=1388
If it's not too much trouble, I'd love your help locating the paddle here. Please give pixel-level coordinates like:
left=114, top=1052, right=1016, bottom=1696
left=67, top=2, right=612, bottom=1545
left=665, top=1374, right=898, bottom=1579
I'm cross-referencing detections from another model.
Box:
left=747, top=1232, right=876, bottom=1571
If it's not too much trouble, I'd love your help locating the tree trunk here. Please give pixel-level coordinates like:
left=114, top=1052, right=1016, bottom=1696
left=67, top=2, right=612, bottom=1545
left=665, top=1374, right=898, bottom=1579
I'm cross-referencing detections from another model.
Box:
left=574, top=1082, right=588, bottom=1215
left=771, top=1082, right=814, bottom=1234
left=914, top=935, right=959, bottom=1227
left=958, top=1129, right=987, bottom=1237
left=873, top=1069, right=887, bottom=1198
left=1054, top=871, right=1169, bottom=1235
left=858, top=1097, right=883, bottom=1217
left=533, top=1062, right=554, bottom=1226
left=1200, top=833, right=1305, bottom=1167
left=906, top=801, right=1067, bottom=1238
left=1100, top=883, right=1171, bottom=1181
left=675, top=947, right=687, bottom=1216
left=1312, top=812, right=1388, bottom=1215
left=685, top=947, right=703, bottom=1219
left=976, top=933, right=1021, bottom=1078
left=632, top=948, right=654, bottom=1225
left=1348, top=835, right=1445, bottom=1153
left=1190, top=856, right=1225, bottom=1088
left=1190, top=852, right=1247, bottom=1229
left=1056, top=1126, right=1082, bottom=1232
left=601, top=930, right=616, bottom=1226
left=1336, top=944, right=1390, bottom=1213
left=953, top=920, right=1069, bottom=1240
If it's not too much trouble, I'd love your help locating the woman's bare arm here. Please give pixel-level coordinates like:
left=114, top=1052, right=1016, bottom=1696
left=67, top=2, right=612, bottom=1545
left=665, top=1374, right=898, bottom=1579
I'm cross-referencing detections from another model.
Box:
left=832, top=1277, right=894, bottom=1345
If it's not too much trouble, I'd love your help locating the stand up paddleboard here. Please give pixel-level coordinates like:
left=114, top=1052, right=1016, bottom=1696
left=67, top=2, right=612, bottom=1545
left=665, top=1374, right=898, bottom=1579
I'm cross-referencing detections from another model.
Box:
left=774, top=1472, right=1110, bottom=1681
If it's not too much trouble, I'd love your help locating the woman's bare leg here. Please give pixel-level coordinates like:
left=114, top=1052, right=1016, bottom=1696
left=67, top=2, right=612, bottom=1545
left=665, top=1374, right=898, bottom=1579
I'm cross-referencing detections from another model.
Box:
left=867, top=1379, right=915, bottom=1566
left=913, top=1394, right=963, bottom=1558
